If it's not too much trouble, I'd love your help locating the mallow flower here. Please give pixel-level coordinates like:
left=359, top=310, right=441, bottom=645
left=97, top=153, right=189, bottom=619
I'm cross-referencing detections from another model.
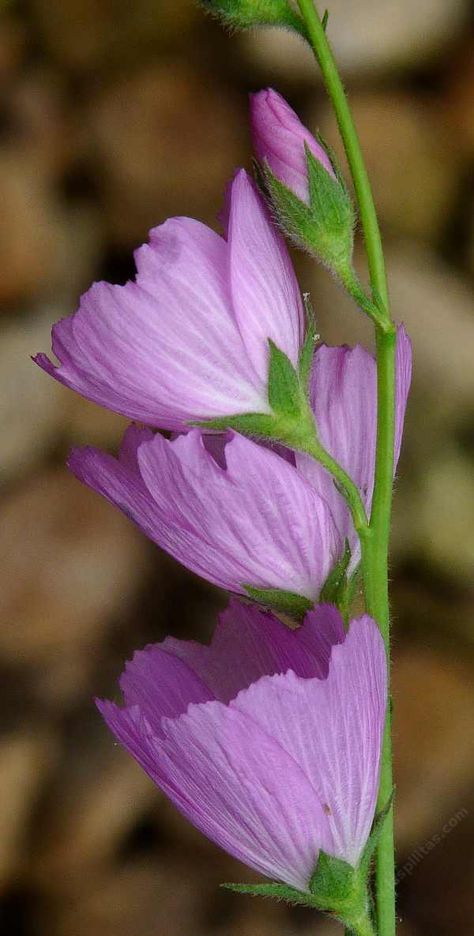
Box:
left=69, top=427, right=341, bottom=613
left=34, top=169, right=305, bottom=432
left=300, top=324, right=412, bottom=569
left=250, top=87, right=336, bottom=203
left=98, top=599, right=387, bottom=894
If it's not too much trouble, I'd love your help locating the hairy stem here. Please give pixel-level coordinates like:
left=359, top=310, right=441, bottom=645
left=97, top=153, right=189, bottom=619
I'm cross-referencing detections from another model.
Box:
left=295, top=3, right=396, bottom=934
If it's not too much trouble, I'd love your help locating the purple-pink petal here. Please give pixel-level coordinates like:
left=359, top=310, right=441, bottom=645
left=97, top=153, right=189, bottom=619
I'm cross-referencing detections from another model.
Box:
left=70, top=428, right=342, bottom=601
left=35, top=170, right=304, bottom=431
left=250, top=88, right=335, bottom=204
left=161, top=598, right=345, bottom=704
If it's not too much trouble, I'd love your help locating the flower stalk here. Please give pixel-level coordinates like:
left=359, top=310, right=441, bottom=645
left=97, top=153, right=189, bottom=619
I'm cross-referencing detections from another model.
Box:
left=295, top=2, right=397, bottom=934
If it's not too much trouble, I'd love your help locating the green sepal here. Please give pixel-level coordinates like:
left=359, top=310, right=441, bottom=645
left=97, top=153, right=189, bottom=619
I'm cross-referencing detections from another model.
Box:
left=260, top=154, right=355, bottom=276
left=194, top=337, right=316, bottom=448
left=268, top=340, right=304, bottom=417
left=261, top=165, right=314, bottom=249
left=199, top=0, right=307, bottom=36
left=308, top=851, right=375, bottom=932
left=305, top=146, right=355, bottom=272
left=221, top=881, right=316, bottom=908
left=359, top=790, right=395, bottom=878
left=193, top=412, right=278, bottom=438
left=320, top=539, right=352, bottom=608
left=243, top=585, right=312, bottom=619
left=310, top=851, right=355, bottom=904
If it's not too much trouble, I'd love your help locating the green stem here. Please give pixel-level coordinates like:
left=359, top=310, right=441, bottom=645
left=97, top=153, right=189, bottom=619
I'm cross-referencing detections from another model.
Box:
left=296, top=0, right=388, bottom=311
left=362, top=327, right=397, bottom=936
left=295, top=4, right=396, bottom=935
left=298, top=435, right=369, bottom=538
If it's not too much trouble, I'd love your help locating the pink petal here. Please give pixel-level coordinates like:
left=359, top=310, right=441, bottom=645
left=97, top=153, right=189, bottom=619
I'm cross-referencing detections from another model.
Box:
left=137, top=429, right=341, bottom=599
left=161, top=598, right=345, bottom=704
left=232, top=615, right=387, bottom=866
left=36, top=215, right=267, bottom=430
left=99, top=696, right=332, bottom=891
left=119, top=646, right=214, bottom=733
left=227, top=170, right=305, bottom=378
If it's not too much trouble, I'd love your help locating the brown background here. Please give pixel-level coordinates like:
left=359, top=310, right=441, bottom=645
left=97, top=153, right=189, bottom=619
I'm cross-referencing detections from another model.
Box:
left=1, top=1, right=474, bottom=934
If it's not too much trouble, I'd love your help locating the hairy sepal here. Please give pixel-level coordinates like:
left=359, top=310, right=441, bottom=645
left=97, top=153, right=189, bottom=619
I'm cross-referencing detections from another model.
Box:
left=260, top=154, right=355, bottom=276
left=243, top=585, right=313, bottom=619
left=199, top=0, right=307, bottom=35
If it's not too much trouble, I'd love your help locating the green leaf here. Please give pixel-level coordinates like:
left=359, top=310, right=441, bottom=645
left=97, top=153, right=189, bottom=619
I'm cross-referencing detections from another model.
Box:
left=268, top=340, right=303, bottom=417
left=321, top=9, right=329, bottom=31
left=320, top=540, right=352, bottom=607
left=221, top=881, right=315, bottom=908
left=244, top=585, right=312, bottom=619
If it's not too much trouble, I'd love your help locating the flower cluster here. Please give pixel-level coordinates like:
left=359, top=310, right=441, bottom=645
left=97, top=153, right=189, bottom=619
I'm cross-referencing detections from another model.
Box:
left=35, top=91, right=411, bottom=905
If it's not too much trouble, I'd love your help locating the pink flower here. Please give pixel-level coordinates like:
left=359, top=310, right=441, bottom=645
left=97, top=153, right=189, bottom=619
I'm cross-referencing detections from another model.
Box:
left=68, top=427, right=341, bottom=604
left=98, top=600, right=387, bottom=891
left=34, top=170, right=304, bottom=432
left=250, top=88, right=335, bottom=204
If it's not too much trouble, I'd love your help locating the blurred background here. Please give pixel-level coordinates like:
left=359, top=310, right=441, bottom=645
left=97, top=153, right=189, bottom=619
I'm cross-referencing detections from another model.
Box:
left=1, top=1, right=473, bottom=934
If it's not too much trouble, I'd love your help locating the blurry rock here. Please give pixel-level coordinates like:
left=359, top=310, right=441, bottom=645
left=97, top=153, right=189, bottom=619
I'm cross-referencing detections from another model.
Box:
left=0, top=14, right=26, bottom=81
left=316, top=92, right=459, bottom=242
left=0, top=466, right=150, bottom=666
left=0, top=311, right=64, bottom=481
left=0, top=733, right=56, bottom=890
left=0, top=152, right=102, bottom=306
left=443, top=38, right=474, bottom=161
left=87, top=62, right=247, bottom=245
left=33, top=737, right=157, bottom=887
left=414, top=450, right=474, bottom=582
left=0, top=153, right=65, bottom=306
left=308, top=243, right=474, bottom=416
left=31, top=0, right=198, bottom=73
left=7, top=71, right=76, bottom=181
left=63, top=394, right=129, bottom=449
left=387, top=244, right=474, bottom=416
left=244, top=0, right=470, bottom=79
left=44, top=858, right=213, bottom=936
left=393, top=644, right=474, bottom=851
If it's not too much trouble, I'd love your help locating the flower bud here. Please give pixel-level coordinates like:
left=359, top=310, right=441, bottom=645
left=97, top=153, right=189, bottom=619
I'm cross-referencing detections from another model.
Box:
left=250, top=89, right=355, bottom=277
left=250, top=88, right=335, bottom=204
